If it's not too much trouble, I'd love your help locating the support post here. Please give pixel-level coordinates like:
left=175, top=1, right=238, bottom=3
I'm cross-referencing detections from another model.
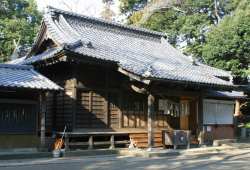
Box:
left=104, top=68, right=109, bottom=126
left=187, top=130, right=191, bottom=149
left=234, top=99, right=241, bottom=137
left=198, top=92, right=204, bottom=145
left=65, top=133, right=69, bottom=151
left=118, top=91, right=123, bottom=128
left=147, top=94, right=155, bottom=150
left=72, top=78, right=77, bottom=130
left=88, top=136, right=93, bottom=149
left=234, top=100, right=241, bottom=117
left=110, top=135, right=115, bottom=149
left=52, top=92, right=57, bottom=132
left=40, top=92, right=46, bottom=150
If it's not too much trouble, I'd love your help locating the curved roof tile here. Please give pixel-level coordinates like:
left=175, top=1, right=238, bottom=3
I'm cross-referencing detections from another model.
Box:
left=11, top=7, right=234, bottom=88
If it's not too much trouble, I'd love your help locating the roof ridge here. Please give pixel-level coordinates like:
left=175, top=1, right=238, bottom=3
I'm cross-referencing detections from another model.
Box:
left=46, top=6, right=166, bottom=38
left=0, top=64, right=33, bottom=70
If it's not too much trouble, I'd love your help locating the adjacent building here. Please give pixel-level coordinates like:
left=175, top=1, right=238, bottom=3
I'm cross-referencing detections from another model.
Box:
left=0, top=64, right=61, bottom=148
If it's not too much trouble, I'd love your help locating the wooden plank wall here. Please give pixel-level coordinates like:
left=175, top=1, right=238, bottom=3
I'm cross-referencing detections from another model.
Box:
left=76, top=64, right=123, bottom=129
left=40, top=62, right=197, bottom=132
left=45, top=92, right=54, bottom=132
left=40, top=63, right=76, bottom=132
left=121, top=93, right=147, bottom=128
left=76, top=90, right=106, bottom=128
left=108, top=91, right=120, bottom=128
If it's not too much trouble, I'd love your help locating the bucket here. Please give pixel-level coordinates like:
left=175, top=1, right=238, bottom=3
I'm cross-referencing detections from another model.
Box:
left=52, top=149, right=61, bottom=158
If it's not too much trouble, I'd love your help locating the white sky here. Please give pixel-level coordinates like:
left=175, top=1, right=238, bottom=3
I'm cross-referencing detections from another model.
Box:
left=36, top=0, right=120, bottom=18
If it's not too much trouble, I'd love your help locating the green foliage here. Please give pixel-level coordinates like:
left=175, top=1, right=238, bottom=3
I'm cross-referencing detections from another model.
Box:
left=126, top=0, right=249, bottom=80
left=202, top=0, right=250, bottom=78
left=119, top=0, right=147, bottom=14
left=244, top=122, right=250, bottom=129
left=0, top=0, right=41, bottom=62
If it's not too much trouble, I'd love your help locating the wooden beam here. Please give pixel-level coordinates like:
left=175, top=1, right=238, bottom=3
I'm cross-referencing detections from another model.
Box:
left=131, top=84, right=147, bottom=94
left=0, top=99, right=37, bottom=104
left=118, top=67, right=151, bottom=85
left=147, top=94, right=155, bottom=149
left=151, top=87, right=200, bottom=97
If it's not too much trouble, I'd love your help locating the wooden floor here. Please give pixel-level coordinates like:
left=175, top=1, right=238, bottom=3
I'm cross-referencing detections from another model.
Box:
left=71, top=128, right=169, bottom=133
left=57, top=128, right=167, bottom=149
left=57, top=128, right=198, bottom=149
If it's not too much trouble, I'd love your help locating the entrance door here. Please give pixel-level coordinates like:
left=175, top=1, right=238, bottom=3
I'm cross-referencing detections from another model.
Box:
left=180, top=99, right=198, bottom=132
left=180, top=100, right=190, bottom=130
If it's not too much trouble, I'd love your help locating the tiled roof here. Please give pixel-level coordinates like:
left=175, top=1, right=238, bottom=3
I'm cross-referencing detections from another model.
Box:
left=205, top=90, right=246, bottom=99
left=13, top=7, right=234, bottom=88
left=0, top=64, right=62, bottom=90
left=7, top=56, right=26, bottom=65
left=7, top=47, right=63, bottom=65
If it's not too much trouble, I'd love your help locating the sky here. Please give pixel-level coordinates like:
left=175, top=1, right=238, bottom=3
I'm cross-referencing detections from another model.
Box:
left=35, top=0, right=120, bottom=18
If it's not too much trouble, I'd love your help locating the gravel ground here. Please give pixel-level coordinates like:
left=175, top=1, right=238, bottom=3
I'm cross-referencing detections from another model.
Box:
left=0, top=148, right=250, bottom=170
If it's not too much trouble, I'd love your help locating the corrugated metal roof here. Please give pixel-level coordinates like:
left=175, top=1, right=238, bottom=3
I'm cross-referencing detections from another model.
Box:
left=11, top=7, right=234, bottom=88
left=0, top=64, right=62, bottom=90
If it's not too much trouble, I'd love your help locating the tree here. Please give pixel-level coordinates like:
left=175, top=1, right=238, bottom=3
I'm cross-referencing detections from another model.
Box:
left=119, top=0, right=148, bottom=15
left=101, top=0, right=115, bottom=21
left=0, top=0, right=41, bottom=62
left=201, top=0, right=250, bottom=81
left=122, top=0, right=249, bottom=80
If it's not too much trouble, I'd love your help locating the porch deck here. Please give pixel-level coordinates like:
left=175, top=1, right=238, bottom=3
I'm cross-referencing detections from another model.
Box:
left=57, top=128, right=172, bottom=150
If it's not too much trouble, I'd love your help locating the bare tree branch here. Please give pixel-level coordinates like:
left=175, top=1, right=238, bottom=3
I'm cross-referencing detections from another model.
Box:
left=137, top=0, right=185, bottom=25
left=214, top=0, right=222, bottom=24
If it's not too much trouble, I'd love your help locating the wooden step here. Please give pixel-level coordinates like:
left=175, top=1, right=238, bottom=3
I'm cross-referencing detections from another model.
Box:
left=132, top=138, right=162, bottom=143
left=130, top=133, right=162, bottom=138
left=135, top=143, right=163, bottom=148
left=129, top=132, right=163, bottom=148
left=130, top=136, right=162, bottom=140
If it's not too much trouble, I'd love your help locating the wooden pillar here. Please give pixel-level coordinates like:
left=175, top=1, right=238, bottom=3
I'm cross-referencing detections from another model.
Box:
left=110, top=135, right=115, bottom=149
left=118, top=91, right=123, bottom=128
left=104, top=68, right=109, bottom=126
left=234, top=99, right=241, bottom=137
left=52, top=92, right=57, bottom=131
left=147, top=94, right=155, bottom=150
left=65, top=133, right=69, bottom=151
left=187, top=130, right=191, bottom=149
left=198, top=92, right=204, bottom=145
left=72, top=78, right=77, bottom=130
left=88, top=136, right=94, bottom=149
left=72, top=64, right=78, bottom=131
left=39, top=92, right=46, bottom=149
left=234, top=100, right=241, bottom=117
